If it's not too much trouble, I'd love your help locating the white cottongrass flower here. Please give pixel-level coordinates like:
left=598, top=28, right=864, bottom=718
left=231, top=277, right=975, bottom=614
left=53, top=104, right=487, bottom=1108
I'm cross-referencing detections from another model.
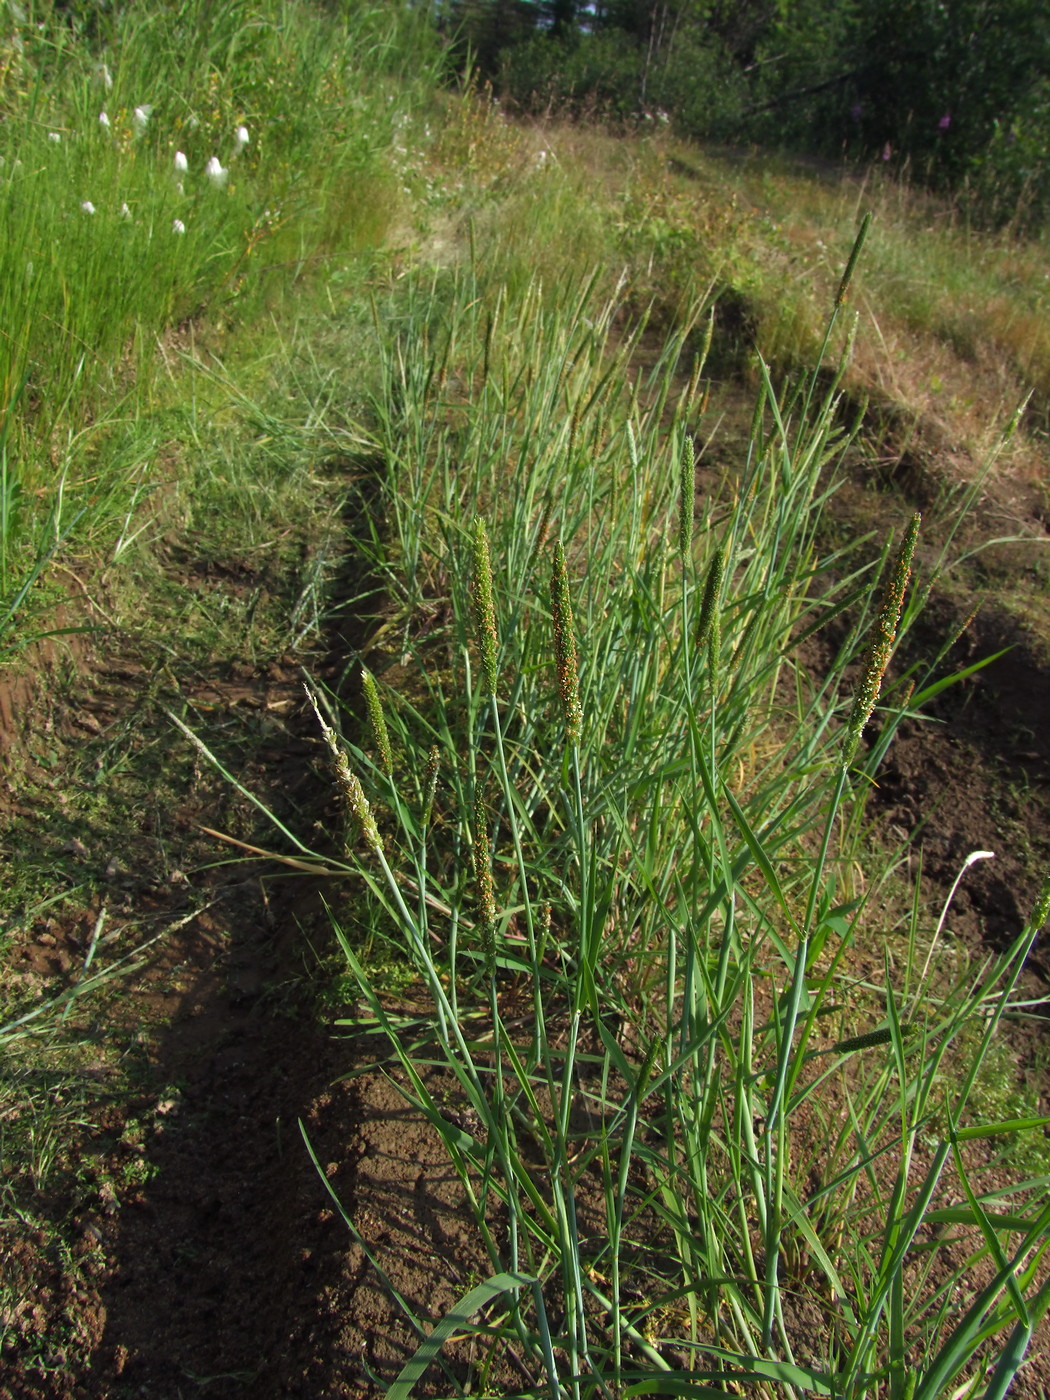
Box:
left=81, top=200, right=96, bottom=214
left=48, top=131, right=61, bottom=143
left=232, top=124, right=249, bottom=155
left=97, top=63, right=113, bottom=91
left=174, top=150, right=188, bottom=173
left=204, top=156, right=227, bottom=188
left=99, top=111, right=111, bottom=131
left=121, top=202, right=131, bottom=219
left=172, top=218, right=185, bottom=234
left=133, top=105, right=152, bottom=135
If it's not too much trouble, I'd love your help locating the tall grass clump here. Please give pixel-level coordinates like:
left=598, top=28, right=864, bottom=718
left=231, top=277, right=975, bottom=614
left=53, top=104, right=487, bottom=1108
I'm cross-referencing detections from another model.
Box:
left=261, top=214, right=1050, bottom=1399
left=0, top=0, right=438, bottom=653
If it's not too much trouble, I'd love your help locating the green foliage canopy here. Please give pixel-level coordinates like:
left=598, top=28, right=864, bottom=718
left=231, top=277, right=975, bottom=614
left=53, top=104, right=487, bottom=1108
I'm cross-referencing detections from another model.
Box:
left=441, top=0, right=1050, bottom=224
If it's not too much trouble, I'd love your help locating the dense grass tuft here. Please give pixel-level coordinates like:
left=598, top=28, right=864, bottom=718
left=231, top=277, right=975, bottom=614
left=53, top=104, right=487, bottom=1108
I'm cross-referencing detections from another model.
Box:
left=0, top=0, right=436, bottom=654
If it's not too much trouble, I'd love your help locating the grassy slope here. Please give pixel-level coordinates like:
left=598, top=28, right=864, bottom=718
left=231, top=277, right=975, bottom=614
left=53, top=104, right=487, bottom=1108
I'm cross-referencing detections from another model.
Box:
left=2, top=16, right=1050, bottom=1394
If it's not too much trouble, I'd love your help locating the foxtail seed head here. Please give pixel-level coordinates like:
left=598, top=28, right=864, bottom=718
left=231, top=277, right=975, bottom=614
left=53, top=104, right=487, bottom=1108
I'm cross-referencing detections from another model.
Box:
left=843, top=513, right=920, bottom=767
left=678, top=433, right=696, bottom=559
left=471, top=516, right=500, bottom=700
left=550, top=542, right=583, bottom=744
left=708, top=610, right=722, bottom=683
left=835, top=210, right=872, bottom=310
left=832, top=1027, right=894, bottom=1054
left=422, top=744, right=440, bottom=830
left=342, top=765, right=384, bottom=858
left=472, top=788, right=497, bottom=974
left=698, top=305, right=715, bottom=378
left=361, top=668, right=392, bottom=776
left=304, top=685, right=383, bottom=856
left=695, top=544, right=727, bottom=656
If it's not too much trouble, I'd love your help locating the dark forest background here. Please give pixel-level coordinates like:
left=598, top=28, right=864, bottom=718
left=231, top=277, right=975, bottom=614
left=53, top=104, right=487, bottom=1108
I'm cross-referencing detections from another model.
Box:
left=437, top=0, right=1050, bottom=225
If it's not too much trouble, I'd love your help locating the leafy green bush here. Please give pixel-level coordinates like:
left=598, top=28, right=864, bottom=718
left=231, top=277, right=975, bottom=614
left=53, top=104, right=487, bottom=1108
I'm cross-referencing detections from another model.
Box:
left=499, top=30, right=644, bottom=121
left=968, top=76, right=1050, bottom=228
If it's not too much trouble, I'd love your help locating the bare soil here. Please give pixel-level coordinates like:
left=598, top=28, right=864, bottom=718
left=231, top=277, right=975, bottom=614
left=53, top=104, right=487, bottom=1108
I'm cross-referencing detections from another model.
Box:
left=3, top=369, right=1050, bottom=1397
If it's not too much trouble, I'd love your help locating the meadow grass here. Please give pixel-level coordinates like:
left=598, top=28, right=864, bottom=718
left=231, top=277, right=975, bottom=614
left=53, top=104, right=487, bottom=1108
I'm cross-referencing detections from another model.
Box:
left=138, top=96, right=1050, bottom=1394
left=0, top=0, right=436, bottom=655
left=3, top=12, right=1050, bottom=1394
left=633, top=140, right=1050, bottom=456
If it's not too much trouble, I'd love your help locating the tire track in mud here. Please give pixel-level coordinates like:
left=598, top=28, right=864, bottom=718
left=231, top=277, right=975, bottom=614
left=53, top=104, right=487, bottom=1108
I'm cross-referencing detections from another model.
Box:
left=75, top=491, right=484, bottom=1398
left=0, top=476, right=466, bottom=1397
left=86, top=869, right=488, bottom=1396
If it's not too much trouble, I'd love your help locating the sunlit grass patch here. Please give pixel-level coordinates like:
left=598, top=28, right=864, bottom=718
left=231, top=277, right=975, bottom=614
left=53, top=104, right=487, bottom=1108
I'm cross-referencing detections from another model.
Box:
left=185, top=209, right=1050, bottom=1394
left=0, top=0, right=435, bottom=655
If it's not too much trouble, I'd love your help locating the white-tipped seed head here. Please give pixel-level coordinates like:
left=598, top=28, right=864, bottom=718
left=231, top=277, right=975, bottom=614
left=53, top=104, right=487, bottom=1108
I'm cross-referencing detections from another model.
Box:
left=204, top=156, right=227, bottom=187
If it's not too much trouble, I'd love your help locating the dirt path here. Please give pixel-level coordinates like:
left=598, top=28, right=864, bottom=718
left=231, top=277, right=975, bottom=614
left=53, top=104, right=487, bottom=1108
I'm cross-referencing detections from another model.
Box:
left=1, top=583, right=492, bottom=1398
left=85, top=864, right=486, bottom=1398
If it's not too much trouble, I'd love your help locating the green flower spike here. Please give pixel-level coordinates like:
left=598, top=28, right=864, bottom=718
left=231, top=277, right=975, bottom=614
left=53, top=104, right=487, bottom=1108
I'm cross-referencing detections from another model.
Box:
left=843, top=513, right=920, bottom=768
left=473, top=787, right=497, bottom=975
left=471, top=516, right=499, bottom=701
left=305, top=685, right=383, bottom=857
left=361, top=668, right=392, bottom=776
left=551, top=541, right=583, bottom=745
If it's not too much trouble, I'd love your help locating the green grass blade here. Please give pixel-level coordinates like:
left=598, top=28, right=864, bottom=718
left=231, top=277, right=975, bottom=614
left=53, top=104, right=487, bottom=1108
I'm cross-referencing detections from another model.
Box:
left=387, top=1272, right=539, bottom=1400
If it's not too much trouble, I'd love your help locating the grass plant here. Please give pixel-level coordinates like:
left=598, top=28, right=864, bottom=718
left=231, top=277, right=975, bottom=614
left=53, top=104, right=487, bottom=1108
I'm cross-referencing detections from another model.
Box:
left=233, top=217, right=1050, bottom=1396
